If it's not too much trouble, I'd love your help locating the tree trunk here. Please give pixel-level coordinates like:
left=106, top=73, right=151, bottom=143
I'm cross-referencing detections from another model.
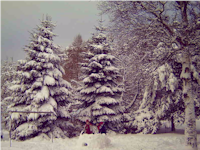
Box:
left=171, top=116, right=175, bottom=132
left=181, top=53, right=197, bottom=150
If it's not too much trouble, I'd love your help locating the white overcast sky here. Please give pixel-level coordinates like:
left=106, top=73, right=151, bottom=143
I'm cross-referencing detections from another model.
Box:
left=1, top=1, right=106, bottom=61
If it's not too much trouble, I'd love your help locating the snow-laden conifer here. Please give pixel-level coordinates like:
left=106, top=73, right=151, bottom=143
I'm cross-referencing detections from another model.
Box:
left=7, top=15, right=71, bottom=140
left=78, top=20, right=124, bottom=125
left=1, top=58, right=18, bottom=130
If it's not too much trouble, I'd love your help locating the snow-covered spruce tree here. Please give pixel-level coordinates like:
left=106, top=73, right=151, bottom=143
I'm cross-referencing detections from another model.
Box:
left=1, top=58, right=18, bottom=130
left=7, top=15, right=71, bottom=140
left=1, top=58, right=17, bottom=100
left=78, top=20, right=124, bottom=129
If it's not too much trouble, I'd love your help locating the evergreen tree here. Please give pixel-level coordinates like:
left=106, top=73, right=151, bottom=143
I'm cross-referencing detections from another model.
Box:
left=7, top=15, right=71, bottom=140
left=63, top=34, right=86, bottom=82
left=78, top=20, right=124, bottom=127
left=1, top=58, right=18, bottom=130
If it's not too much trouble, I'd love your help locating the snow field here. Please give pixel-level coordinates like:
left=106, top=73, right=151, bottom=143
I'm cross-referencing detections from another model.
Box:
left=78, top=134, right=111, bottom=149
left=2, top=133, right=200, bottom=150
left=2, top=121, right=200, bottom=150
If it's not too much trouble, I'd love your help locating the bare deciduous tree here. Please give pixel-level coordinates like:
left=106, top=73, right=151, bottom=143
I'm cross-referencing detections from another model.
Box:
left=99, top=1, right=200, bottom=149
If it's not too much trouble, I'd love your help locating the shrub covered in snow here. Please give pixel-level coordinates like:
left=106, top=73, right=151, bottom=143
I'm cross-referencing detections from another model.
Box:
left=133, top=61, right=200, bottom=134
left=56, top=118, right=83, bottom=138
left=132, top=109, right=161, bottom=134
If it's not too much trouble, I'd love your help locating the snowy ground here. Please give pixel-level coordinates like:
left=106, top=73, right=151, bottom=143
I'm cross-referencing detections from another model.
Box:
left=1, top=121, right=200, bottom=150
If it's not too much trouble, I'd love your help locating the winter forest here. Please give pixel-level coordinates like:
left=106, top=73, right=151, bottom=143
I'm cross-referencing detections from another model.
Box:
left=1, top=1, right=200, bottom=150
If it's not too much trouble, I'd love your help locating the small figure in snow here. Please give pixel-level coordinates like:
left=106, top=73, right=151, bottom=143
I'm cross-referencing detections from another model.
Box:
left=97, top=122, right=106, bottom=134
left=81, top=120, right=93, bottom=134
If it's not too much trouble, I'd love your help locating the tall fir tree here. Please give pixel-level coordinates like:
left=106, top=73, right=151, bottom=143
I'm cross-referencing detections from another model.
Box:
left=78, top=20, right=124, bottom=126
left=1, top=58, right=18, bottom=130
left=7, top=15, right=71, bottom=140
left=63, top=34, right=86, bottom=82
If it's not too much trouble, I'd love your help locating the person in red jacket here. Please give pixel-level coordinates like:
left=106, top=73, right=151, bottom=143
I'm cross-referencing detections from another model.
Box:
left=81, top=120, right=93, bottom=134
left=97, top=122, right=106, bottom=134
left=97, top=122, right=104, bottom=130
